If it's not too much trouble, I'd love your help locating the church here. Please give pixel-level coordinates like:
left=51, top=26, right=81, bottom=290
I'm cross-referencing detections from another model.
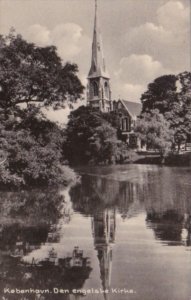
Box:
left=86, top=0, right=142, bottom=147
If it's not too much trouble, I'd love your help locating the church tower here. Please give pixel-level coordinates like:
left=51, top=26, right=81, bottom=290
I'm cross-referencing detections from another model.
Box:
left=87, top=0, right=112, bottom=112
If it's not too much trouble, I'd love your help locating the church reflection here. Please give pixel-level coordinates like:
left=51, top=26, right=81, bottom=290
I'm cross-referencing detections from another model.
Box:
left=70, top=175, right=117, bottom=297
left=92, top=209, right=116, bottom=296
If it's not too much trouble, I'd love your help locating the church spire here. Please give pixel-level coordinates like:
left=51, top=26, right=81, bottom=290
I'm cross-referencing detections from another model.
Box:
left=87, top=0, right=112, bottom=112
left=88, top=0, right=109, bottom=79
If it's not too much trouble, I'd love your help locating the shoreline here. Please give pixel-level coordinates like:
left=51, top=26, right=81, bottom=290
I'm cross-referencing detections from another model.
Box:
left=1, top=154, right=191, bottom=191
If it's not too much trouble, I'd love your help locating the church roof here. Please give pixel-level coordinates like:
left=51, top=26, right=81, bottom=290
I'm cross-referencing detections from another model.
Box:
left=88, top=0, right=110, bottom=79
left=120, top=100, right=142, bottom=118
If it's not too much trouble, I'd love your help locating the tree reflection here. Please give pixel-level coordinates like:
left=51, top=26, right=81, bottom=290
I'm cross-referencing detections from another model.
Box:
left=70, top=175, right=119, bottom=214
left=0, top=251, right=92, bottom=300
left=143, top=170, right=191, bottom=246
left=183, top=214, right=191, bottom=246
left=70, top=175, right=143, bottom=218
left=0, top=189, right=92, bottom=300
left=0, top=189, right=65, bottom=225
left=146, top=210, right=185, bottom=245
left=70, top=172, right=191, bottom=247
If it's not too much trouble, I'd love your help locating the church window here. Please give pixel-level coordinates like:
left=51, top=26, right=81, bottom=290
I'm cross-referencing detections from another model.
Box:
left=121, top=117, right=131, bottom=132
left=122, top=118, right=127, bottom=131
left=124, top=117, right=132, bottom=132
left=93, top=81, right=99, bottom=96
left=104, top=82, right=109, bottom=98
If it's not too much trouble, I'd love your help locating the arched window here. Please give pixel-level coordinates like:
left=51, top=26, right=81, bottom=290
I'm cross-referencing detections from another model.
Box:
left=93, top=81, right=99, bottom=97
left=104, top=81, right=109, bottom=98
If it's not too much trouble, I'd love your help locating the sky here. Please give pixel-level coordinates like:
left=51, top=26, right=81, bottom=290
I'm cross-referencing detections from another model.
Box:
left=0, top=0, right=190, bottom=123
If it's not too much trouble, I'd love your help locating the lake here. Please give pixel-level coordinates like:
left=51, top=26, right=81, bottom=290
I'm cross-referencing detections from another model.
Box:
left=0, top=164, right=191, bottom=300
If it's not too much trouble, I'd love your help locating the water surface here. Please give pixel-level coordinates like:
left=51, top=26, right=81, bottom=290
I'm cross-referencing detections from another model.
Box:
left=0, top=165, right=191, bottom=300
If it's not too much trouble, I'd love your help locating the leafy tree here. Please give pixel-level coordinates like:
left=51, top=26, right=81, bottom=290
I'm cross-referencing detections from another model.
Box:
left=89, top=123, right=120, bottom=164
left=178, top=72, right=191, bottom=143
left=141, top=75, right=177, bottom=114
left=0, top=30, right=84, bottom=112
left=65, top=106, right=128, bottom=165
left=140, top=72, right=191, bottom=149
left=0, top=111, right=77, bottom=188
left=65, top=106, right=103, bottom=164
left=0, top=29, right=84, bottom=188
left=135, top=109, right=174, bottom=159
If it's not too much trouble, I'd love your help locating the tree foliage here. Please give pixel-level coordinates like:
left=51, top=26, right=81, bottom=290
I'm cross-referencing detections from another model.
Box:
left=141, top=75, right=177, bottom=114
left=89, top=123, right=120, bottom=164
left=135, top=109, right=174, bottom=157
left=65, top=106, right=129, bottom=165
left=0, top=109, right=78, bottom=188
left=0, top=30, right=84, bottom=111
left=0, top=30, right=84, bottom=188
left=140, top=71, right=191, bottom=148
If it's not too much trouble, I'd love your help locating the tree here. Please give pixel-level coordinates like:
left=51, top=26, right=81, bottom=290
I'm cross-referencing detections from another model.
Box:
left=65, top=106, right=128, bottom=165
left=140, top=72, right=191, bottom=149
left=0, top=109, right=78, bottom=188
left=0, top=30, right=84, bottom=112
left=65, top=106, right=103, bottom=164
left=141, top=75, right=177, bottom=114
left=89, top=123, right=120, bottom=164
left=0, top=30, right=84, bottom=188
left=135, top=109, right=174, bottom=159
left=178, top=71, right=191, bottom=143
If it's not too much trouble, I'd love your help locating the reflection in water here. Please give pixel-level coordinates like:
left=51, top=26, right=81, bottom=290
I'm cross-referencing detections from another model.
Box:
left=146, top=210, right=185, bottom=246
left=141, top=167, right=191, bottom=246
left=0, top=179, right=115, bottom=299
left=92, top=209, right=116, bottom=297
left=70, top=170, right=191, bottom=247
left=0, top=165, right=191, bottom=300
left=70, top=177, right=117, bottom=297
left=185, top=215, right=191, bottom=246
left=70, top=175, right=144, bottom=218
left=0, top=188, right=92, bottom=300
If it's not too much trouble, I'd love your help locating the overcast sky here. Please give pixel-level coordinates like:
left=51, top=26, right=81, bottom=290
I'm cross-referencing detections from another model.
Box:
left=0, top=0, right=190, bottom=123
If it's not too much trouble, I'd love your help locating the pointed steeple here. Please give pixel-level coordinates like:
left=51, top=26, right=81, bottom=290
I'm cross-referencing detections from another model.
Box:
left=88, top=0, right=109, bottom=79
left=87, top=0, right=112, bottom=112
